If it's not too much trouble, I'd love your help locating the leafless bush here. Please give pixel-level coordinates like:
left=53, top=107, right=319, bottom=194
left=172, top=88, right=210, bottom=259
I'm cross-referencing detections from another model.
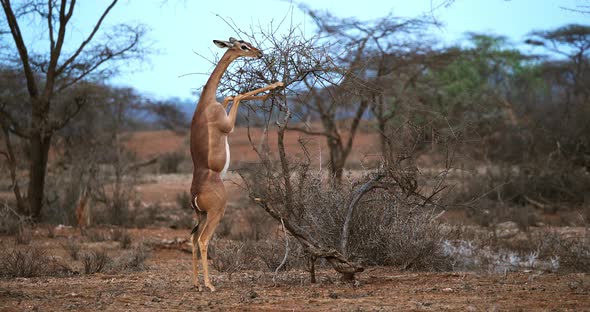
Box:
left=42, top=165, right=90, bottom=226
left=175, top=191, right=191, bottom=210
left=0, top=205, right=32, bottom=245
left=170, top=209, right=194, bottom=230
left=216, top=206, right=276, bottom=241
left=456, top=161, right=587, bottom=227
left=131, top=202, right=162, bottom=228
left=0, top=246, right=74, bottom=278
left=0, top=208, right=21, bottom=235
left=256, top=238, right=307, bottom=272
left=209, top=238, right=306, bottom=277
left=112, top=228, right=132, bottom=249
left=61, top=240, right=81, bottom=261
left=535, top=231, right=590, bottom=273
left=243, top=207, right=276, bottom=241
left=15, top=223, right=32, bottom=245
left=0, top=201, right=32, bottom=238
left=375, top=209, right=451, bottom=271
left=210, top=240, right=260, bottom=277
left=159, top=152, right=185, bottom=174
left=443, top=228, right=590, bottom=273
left=82, top=228, right=109, bottom=242
left=463, top=198, right=537, bottom=230
left=82, top=249, right=111, bottom=274
left=77, top=245, right=149, bottom=274
left=241, top=155, right=453, bottom=272
left=90, top=151, right=144, bottom=226
left=111, top=245, right=150, bottom=272
left=0, top=246, right=48, bottom=278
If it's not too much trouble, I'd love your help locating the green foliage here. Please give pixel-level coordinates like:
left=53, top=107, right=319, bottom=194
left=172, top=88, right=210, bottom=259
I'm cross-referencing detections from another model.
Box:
left=427, top=34, right=534, bottom=119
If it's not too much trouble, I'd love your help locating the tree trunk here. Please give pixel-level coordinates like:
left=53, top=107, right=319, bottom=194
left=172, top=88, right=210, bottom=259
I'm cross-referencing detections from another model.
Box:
left=327, top=137, right=345, bottom=182
left=27, top=131, right=51, bottom=221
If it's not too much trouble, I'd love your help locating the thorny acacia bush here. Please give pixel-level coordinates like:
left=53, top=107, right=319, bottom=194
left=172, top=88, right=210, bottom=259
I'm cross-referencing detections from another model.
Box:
left=239, top=147, right=453, bottom=271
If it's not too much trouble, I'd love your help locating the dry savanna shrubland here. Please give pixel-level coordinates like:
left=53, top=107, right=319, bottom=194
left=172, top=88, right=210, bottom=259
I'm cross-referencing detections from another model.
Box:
left=1, top=1, right=590, bottom=311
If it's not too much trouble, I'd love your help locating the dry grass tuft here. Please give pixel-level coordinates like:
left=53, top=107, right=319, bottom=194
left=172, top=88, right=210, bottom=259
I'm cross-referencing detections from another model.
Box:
left=82, top=249, right=110, bottom=274
left=0, top=245, right=75, bottom=278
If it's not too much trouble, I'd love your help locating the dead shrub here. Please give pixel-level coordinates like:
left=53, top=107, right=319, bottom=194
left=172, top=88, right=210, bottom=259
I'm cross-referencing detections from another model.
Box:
left=42, top=170, right=85, bottom=226
left=82, top=249, right=110, bottom=274
left=15, top=223, right=32, bottom=245
left=111, top=244, right=150, bottom=272
left=61, top=240, right=81, bottom=260
left=131, top=202, right=161, bottom=228
left=0, top=202, right=33, bottom=242
left=442, top=227, right=590, bottom=273
left=457, top=160, right=590, bottom=226
left=112, top=228, right=132, bottom=249
left=241, top=161, right=453, bottom=271
left=90, top=163, right=140, bottom=227
left=256, top=238, right=306, bottom=272
left=535, top=231, right=590, bottom=273
left=353, top=201, right=451, bottom=271
left=245, top=207, right=276, bottom=241
left=210, top=240, right=259, bottom=276
left=464, top=198, right=537, bottom=231
left=0, top=246, right=48, bottom=278
left=82, top=228, right=109, bottom=242
left=0, top=210, right=21, bottom=235
left=0, top=246, right=74, bottom=278
left=175, top=191, right=191, bottom=210
left=159, top=152, right=185, bottom=174
left=216, top=206, right=276, bottom=241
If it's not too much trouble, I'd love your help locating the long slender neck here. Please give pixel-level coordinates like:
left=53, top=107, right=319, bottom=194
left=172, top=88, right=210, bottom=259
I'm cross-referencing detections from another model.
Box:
left=199, top=51, right=238, bottom=105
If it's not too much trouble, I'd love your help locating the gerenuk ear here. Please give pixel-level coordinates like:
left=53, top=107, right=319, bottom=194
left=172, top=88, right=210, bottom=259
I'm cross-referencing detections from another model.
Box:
left=213, top=40, right=233, bottom=49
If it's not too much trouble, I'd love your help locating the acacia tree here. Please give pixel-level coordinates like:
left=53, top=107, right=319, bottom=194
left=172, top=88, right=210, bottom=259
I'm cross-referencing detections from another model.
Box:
left=0, top=0, right=147, bottom=220
left=425, top=35, right=521, bottom=120
left=527, top=24, right=590, bottom=107
left=284, top=11, right=429, bottom=182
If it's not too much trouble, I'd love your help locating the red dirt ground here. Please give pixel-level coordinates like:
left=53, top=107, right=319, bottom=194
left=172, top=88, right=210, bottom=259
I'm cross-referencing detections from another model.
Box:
left=1, top=227, right=589, bottom=311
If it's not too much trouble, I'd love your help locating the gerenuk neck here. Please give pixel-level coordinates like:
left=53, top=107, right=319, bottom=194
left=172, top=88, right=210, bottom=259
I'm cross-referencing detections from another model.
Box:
left=198, top=51, right=238, bottom=108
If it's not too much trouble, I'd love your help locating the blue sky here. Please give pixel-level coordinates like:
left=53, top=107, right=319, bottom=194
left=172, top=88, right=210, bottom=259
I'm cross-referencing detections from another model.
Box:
left=32, top=0, right=589, bottom=100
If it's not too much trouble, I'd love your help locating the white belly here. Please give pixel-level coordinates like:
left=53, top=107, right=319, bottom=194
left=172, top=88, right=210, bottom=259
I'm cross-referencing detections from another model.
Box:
left=221, top=137, right=230, bottom=178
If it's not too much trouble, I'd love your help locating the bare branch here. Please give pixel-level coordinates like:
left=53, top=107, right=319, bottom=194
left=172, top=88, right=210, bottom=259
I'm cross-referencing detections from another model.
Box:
left=55, top=0, right=118, bottom=77
left=340, top=173, right=384, bottom=256
left=56, top=28, right=142, bottom=92
left=284, top=125, right=335, bottom=138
